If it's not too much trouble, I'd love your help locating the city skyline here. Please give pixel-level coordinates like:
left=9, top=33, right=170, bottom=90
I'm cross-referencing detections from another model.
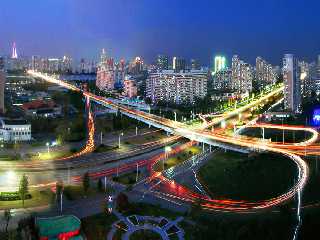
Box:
left=1, top=0, right=320, bottom=65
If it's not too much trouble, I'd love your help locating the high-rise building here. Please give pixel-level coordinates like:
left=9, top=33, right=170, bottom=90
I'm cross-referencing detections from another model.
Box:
left=96, top=49, right=115, bottom=91
left=123, top=76, right=138, bottom=98
left=146, top=70, right=207, bottom=104
left=31, top=55, right=40, bottom=71
left=191, top=59, right=200, bottom=70
left=213, top=69, right=232, bottom=90
left=0, top=57, right=5, bottom=114
left=157, top=55, right=169, bottom=70
left=172, top=57, right=186, bottom=72
left=11, top=42, right=18, bottom=59
left=313, top=55, right=320, bottom=95
left=255, top=57, right=277, bottom=90
left=129, top=57, right=144, bottom=75
left=213, top=56, right=227, bottom=74
left=231, top=55, right=253, bottom=94
left=283, top=54, right=301, bottom=113
left=299, top=61, right=312, bottom=98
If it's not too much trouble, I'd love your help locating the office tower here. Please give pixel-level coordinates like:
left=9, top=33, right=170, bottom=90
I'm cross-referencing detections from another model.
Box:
left=213, top=56, right=227, bottom=74
left=191, top=59, right=200, bottom=70
left=255, top=57, right=277, bottom=90
left=0, top=57, right=5, bottom=114
left=299, top=61, right=312, bottom=98
left=213, top=69, right=232, bottom=90
left=31, top=55, right=40, bottom=71
left=11, top=42, right=18, bottom=59
left=283, top=54, right=301, bottom=113
left=231, top=55, right=253, bottom=94
left=96, top=49, right=115, bottom=91
left=146, top=70, right=207, bottom=104
left=157, top=55, right=169, bottom=70
left=123, top=76, right=138, bottom=98
left=313, top=55, right=320, bottom=95
left=129, top=57, right=143, bottom=75
left=172, top=57, right=186, bottom=72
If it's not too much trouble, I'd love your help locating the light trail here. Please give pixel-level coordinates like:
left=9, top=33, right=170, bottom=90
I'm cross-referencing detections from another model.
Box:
left=27, top=70, right=315, bottom=212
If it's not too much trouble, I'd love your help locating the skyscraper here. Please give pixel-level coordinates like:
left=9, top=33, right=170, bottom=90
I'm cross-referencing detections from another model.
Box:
left=191, top=59, right=200, bottom=70
left=255, top=57, right=277, bottom=90
left=231, top=55, right=253, bottom=94
left=283, top=54, right=301, bottom=113
left=172, top=57, right=186, bottom=72
left=0, top=57, right=5, bottom=114
left=213, top=56, right=227, bottom=74
left=96, top=49, right=115, bottom=91
left=11, top=42, right=18, bottom=59
left=157, top=55, right=169, bottom=70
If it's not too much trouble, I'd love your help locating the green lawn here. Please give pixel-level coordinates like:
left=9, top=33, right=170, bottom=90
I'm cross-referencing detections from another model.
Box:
left=113, top=171, right=142, bottom=185
left=82, top=213, right=117, bottom=240
left=129, top=230, right=161, bottom=240
left=153, top=146, right=201, bottom=172
left=0, top=189, right=54, bottom=210
left=241, top=127, right=312, bottom=143
left=198, top=151, right=297, bottom=201
left=64, top=185, right=101, bottom=201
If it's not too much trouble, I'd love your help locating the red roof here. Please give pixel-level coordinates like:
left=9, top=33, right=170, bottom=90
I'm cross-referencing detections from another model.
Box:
left=22, top=100, right=57, bottom=111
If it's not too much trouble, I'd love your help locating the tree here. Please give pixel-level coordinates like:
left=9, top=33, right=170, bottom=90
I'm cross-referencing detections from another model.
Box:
left=116, top=192, right=129, bottom=212
left=97, top=178, right=103, bottom=192
left=4, top=209, right=11, bottom=234
left=19, top=174, right=29, bottom=207
left=83, top=172, right=90, bottom=195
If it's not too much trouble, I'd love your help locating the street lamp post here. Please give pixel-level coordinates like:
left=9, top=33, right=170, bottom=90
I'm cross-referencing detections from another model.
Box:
left=46, top=142, right=50, bottom=153
left=164, top=146, right=172, bottom=170
left=118, top=132, right=124, bottom=148
left=136, top=163, right=139, bottom=183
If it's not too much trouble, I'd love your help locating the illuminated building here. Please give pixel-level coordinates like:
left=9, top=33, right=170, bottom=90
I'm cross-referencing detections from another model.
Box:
left=172, top=57, right=186, bottom=72
left=157, top=55, right=169, bottom=70
left=299, top=61, right=312, bottom=98
left=313, top=55, right=320, bottom=95
left=283, top=54, right=301, bottom=113
left=213, top=69, right=232, bottom=90
left=123, top=76, right=138, bottom=98
left=0, top=57, right=5, bottom=114
left=0, top=118, right=31, bottom=142
left=11, top=42, right=18, bottom=59
left=146, top=70, right=207, bottom=104
left=96, top=49, right=115, bottom=91
left=231, top=55, right=253, bottom=94
left=213, top=56, right=226, bottom=74
left=191, top=59, right=200, bottom=70
left=255, top=57, right=277, bottom=90
left=31, top=55, right=40, bottom=71
left=129, top=57, right=144, bottom=75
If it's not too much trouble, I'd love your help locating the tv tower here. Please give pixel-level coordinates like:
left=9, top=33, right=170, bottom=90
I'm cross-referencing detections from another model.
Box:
left=11, top=42, right=18, bottom=59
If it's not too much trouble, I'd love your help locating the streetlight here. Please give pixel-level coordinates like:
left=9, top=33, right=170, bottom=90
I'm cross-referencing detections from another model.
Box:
left=118, top=132, right=124, bottom=148
left=164, top=146, right=172, bottom=170
left=174, top=112, right=177, bottom=122
left=46, top=142, right=50, bottom=153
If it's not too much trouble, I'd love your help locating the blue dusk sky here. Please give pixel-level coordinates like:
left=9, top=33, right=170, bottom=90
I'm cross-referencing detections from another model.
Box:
left=0, top=0, right=319, bottom=66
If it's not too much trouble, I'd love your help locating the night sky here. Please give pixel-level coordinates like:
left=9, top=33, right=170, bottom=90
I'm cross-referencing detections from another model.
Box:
left=1, top=0, right=320, bottom=66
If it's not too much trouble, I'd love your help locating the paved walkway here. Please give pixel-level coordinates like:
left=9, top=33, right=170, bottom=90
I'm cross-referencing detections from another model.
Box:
left=107, top=209, right=185, bottom=240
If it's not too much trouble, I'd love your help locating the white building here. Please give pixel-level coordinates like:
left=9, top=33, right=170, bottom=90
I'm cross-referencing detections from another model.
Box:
left=0, top=119, right=31, bottom=142
left=231, top=55, right=253, bottom=94
left=283, top=54, right=301, bottom=113
left=146, top=70, right=208, bottom=104
left=256, top=57, right=277, bottom=90
left=213, top=69, right=232, bottom=90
